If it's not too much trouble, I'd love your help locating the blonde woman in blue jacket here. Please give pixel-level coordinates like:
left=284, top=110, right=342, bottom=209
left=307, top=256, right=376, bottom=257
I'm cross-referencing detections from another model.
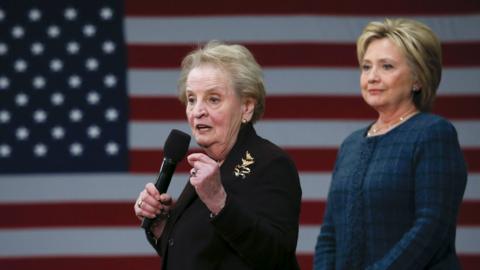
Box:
left=314, top=18, right=467, bottom=270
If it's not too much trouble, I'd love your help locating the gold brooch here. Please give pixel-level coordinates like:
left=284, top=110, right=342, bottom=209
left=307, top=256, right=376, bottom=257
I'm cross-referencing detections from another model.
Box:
left=234, top=151, right=255, bottom=179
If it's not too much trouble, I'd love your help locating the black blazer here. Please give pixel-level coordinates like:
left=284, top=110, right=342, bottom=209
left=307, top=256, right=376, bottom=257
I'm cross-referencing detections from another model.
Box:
left=147, top=123, right=302, bottom=270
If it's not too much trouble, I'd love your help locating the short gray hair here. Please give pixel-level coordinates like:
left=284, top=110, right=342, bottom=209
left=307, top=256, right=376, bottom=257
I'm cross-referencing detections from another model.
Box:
left=177, top=41, right=266, bottom=123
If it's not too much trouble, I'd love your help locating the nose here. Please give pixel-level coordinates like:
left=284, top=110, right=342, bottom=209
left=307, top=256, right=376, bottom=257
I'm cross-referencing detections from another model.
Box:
left=192, top=100, right=207, bottom=118
left=367, top=66, right=379, bottom=83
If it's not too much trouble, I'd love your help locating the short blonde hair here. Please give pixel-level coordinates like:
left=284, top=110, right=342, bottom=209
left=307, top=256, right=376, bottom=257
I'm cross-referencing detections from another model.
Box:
left=357, top=18, right=442, bottom=112
left=177, top=41, right=266, bottom=123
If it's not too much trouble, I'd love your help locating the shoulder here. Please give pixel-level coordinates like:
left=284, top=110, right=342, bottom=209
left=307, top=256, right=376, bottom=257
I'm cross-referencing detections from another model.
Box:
left=243, top=129, right=298, bottom=172
left=228, top=125, right=299, bottom=176
left=413, top=113, right=459, bottom=142
left=413, top=113, right=453, bottom=127
left=251, top=134, right=294, bottom=165
left=344, top=128, right=367, bottom=142
left=338, top=127, right=367, bottom=153
left=234, top=130, right=300, bottom=191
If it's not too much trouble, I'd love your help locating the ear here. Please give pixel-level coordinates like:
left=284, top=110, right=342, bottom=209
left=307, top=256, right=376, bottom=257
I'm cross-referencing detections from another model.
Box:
left=241, top=97, right=255, bottom=122
left=412, top=83, right=421, bottom=92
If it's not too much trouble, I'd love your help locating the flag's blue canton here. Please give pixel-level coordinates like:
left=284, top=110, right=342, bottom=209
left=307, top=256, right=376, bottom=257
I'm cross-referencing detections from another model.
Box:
left=0, top=1, right=128, bottom=173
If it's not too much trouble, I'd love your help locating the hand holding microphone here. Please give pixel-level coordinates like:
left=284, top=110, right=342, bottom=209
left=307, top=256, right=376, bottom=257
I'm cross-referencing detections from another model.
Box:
left=135, top=183, right=172, bottom=221
left=135, top=129, right=190, bottom=231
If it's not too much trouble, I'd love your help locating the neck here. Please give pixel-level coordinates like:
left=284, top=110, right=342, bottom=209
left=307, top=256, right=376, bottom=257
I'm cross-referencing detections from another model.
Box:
left=368, top=107, right=419, bottom=137
left=377, top=105, right=417, bottom=125
left=202, top=145, right=229, bottom=162
left=201, top=135, right=238, bottom=162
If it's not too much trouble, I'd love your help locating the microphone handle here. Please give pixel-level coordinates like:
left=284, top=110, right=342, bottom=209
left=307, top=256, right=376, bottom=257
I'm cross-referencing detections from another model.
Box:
left=141, top=158, right=177, bottom=229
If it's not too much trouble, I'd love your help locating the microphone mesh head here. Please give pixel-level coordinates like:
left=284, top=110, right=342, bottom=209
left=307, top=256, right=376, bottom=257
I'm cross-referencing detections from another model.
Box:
left=163, top=129, right=191, bottom=162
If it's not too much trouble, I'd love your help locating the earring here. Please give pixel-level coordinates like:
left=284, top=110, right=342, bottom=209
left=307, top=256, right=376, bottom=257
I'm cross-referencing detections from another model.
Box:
left=412, top=85, right=419, bottom=92
left=242, top=119, right=247, bottom=124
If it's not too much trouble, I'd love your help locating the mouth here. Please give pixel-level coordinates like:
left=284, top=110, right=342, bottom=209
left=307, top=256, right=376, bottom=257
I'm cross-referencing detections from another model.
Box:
left=367, top=89, right=383, bottom=95
left=195, top=124, right=212, bottom=132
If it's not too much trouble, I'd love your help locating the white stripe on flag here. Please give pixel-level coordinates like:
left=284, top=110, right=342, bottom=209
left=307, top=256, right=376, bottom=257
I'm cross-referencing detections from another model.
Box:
left=298, top=225, right=480, bottom=254
left=129, top=121, right=480, bottom=148
left=125, top=15, right=480, bottom=44
left=1, top=226, right=479, bottom=257
left=1, top=173, right=478, bottom=202
left=128, top=67, right=480, bottom=96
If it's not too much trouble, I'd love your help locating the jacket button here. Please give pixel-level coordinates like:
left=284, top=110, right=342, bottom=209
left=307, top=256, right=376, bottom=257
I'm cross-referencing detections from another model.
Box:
left=168, top=238, right=174, bottom=246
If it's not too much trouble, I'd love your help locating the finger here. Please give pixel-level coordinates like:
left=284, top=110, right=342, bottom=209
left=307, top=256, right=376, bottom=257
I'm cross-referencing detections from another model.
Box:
left=159, top=193, right=172, bottom=205
left=137, top=191, right=161, bottom=214
left=134, top=200, right=143, bottom=219
left=135, top=199, right=155, bottom=219
left=138, top=201, right=161, bottom=218
left=144, top=196, right=162, bottom=212
left=135, top=190, right=162, bottom=219
left=138, top=208, right=157, bottom=219
left=190, top=167, right=198, bottom=178
left=187, top=153, right=217, bottom=166
left=145, top=183, right=161, bottom=200
left=186, top=152, right=204, bottom=165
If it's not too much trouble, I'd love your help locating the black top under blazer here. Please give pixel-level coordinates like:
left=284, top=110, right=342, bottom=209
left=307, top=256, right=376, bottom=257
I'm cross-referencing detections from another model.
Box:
left=146, top=123, right=302, bottom=270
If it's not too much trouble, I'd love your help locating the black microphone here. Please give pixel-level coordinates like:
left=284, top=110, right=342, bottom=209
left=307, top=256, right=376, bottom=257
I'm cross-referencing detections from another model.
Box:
left=141, top=129, right=191, bottom=229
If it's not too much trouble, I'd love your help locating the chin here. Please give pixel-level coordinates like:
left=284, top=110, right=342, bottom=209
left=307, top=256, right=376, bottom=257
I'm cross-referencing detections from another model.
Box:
left=194, top=136, right=210, bottom=147
left=364, top=97, right=384, bottom=108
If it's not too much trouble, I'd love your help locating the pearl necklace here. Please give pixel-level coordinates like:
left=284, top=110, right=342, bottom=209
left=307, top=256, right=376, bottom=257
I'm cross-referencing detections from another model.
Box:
left=367, top=110, right=419, bottom=137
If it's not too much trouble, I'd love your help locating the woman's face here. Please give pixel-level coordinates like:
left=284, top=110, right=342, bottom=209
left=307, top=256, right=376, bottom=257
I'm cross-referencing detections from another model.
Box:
left=360, top=38, right=417, bottom=113
left=185, top=64, right=253, bottom=161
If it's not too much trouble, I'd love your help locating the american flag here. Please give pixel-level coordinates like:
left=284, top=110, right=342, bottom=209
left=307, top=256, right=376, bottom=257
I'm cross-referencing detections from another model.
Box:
left=1, top=0, right=479, bottom=269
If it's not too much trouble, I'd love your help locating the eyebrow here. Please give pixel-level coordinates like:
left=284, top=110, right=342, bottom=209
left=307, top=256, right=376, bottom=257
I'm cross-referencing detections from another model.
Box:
left=185, top=87, right=224, bottom=95
left=361, top=57, right=397, bottom=64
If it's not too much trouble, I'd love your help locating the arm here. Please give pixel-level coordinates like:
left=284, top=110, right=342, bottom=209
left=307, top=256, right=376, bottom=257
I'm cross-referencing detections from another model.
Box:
left=314, top=141, right=348, bottom=270
left=313, top=193, right=336, bottom=270
left=211, top=156, right=302, bottom=269
left=368, top=120, right=467, bottom=269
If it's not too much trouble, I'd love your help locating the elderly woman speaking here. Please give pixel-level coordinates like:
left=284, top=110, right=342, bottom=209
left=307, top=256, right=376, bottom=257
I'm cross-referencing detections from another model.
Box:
left=134, top=41, right=302, bottom=270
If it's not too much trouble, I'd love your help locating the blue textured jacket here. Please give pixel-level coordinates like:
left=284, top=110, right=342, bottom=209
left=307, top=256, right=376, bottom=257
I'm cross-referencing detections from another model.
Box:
left=314, top=113, right=467, bottom=270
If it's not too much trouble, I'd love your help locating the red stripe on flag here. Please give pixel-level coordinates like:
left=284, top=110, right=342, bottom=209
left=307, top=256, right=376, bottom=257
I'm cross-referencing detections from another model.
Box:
left=128, top=44, right=194, bottom=68
left=459, top=255, right=480, bottom=270
left=129, top=148, right=338, bottom=173
left=130, top=96, right=480, bottom=121
left=125, top=0, right=480, bottom=16
left=459, top=200, right=480, bottom=226
left=296, top=254, right=480, bottom=270
left=129, top=150, right=198, bottom=173
left=287, top=148, right=338, bottom=172
left=1, top=254, right=478, bottom=270
left=3, top=200, right=479, bottom=228
left=130, top=97, right=185, bottom=121
left=434, top=96, right=480, bottom=119
left=464, top=148, right=480, bottom=172
left=0, top=257, right=161, bottom=270
left=297, top=254, right=314, bottom=270
left=265, top=96, right=480, bottom=120
left=0, top=202, right=139, bottom=228
left=128, top=43, right=480, bottom=68
left=129, top=96, right=375, bottom=121
left=301, top=200, right=480, bottom=226
left=301, top=201, right=326, bottom=224
left=130, top=148, right=480, bottom=173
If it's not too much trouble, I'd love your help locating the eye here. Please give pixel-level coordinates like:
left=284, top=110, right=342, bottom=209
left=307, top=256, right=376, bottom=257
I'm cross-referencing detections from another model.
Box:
left=208, top=95, right=220, bottom=104
left=187, top=96, right=195, bottom=105
left=383, top=63, right=394, bottom=70
left=361, top=64, right=371, bottom=71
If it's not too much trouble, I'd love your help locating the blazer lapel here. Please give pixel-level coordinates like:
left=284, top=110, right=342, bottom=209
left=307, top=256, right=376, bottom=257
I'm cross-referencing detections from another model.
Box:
left=169, top=181, right=197, bottom=225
